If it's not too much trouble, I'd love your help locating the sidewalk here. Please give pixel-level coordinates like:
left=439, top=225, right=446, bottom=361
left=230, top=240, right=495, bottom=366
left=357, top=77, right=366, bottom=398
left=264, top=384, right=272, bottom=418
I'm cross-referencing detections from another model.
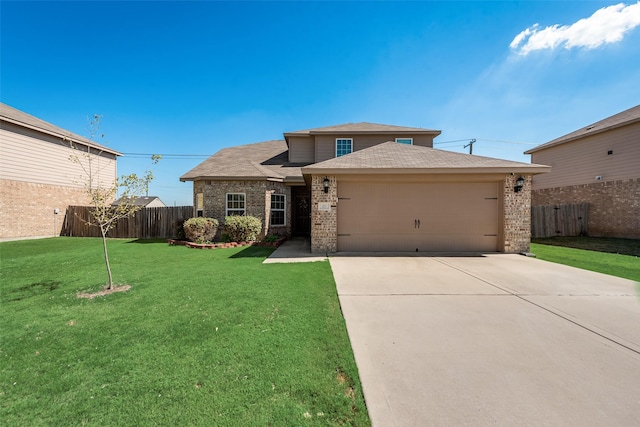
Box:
left=263, top=237, right=327, bottom=263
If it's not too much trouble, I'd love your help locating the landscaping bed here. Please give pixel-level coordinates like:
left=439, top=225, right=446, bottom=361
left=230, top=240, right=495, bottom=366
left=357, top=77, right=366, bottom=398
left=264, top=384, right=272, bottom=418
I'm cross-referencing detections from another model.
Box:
left=167, top=236, right=287, bottom=249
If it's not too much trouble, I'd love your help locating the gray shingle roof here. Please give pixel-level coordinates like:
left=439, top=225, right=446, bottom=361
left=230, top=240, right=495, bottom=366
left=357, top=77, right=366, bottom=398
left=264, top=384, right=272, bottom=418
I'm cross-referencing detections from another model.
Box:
left=179, top=140, right=307, bottom=182
left=111, top=196, right=165, bottom=207
left=284, top=122, right=440, bottom=136
left=0, top=102, right=121, bottom=156
left=525, top=104, right=640, bottom=154
left=303, top=141, right=549, bottom=174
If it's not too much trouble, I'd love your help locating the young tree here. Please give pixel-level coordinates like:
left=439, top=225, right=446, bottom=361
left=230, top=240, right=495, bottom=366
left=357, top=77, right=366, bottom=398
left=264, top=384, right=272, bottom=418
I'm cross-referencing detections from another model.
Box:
left=68, top=115, right=160, bottom=290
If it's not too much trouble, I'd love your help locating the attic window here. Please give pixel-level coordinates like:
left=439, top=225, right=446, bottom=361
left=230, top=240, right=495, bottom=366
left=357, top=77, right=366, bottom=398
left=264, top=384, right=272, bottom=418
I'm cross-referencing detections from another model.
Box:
left=395, top=138, right=413, bottom=145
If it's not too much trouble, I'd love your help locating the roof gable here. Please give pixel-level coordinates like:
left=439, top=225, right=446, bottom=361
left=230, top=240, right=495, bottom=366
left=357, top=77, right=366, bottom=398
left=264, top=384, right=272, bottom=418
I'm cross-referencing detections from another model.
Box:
left=0, top=102, right=121, bottom=156
left=526, top=104, right=640, bottom=154
left=303, top=141, right=549, bottom=174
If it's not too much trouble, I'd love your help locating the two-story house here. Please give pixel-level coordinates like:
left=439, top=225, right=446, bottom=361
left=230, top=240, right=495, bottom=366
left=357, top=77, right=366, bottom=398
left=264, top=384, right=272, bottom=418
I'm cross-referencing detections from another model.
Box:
left=525, top=104, right=640, bottom=239
left=181, top=122, right=549, bottom=253
left=0, top=103, right=120, bottom=239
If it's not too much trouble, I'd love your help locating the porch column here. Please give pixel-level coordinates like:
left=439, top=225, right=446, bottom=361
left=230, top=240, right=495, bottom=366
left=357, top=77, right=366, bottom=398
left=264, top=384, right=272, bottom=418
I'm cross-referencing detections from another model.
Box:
left=310, top=175, right=337, bottom=254
left=503, top=174, right=532, bottom=253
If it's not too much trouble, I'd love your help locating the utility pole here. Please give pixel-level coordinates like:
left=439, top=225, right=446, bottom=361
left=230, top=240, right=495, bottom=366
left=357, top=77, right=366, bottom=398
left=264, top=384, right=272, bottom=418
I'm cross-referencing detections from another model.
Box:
left=464, top=138, right=476, bottom=155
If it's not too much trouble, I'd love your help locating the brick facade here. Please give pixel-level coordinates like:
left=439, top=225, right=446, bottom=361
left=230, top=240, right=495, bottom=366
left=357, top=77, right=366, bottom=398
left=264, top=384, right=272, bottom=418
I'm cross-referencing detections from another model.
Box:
left=531, top=178, right=640, bottom=239
left=0, top=179, right=90, bottom=239
left=502, top=174, right=532, bottom=253
left=193, top=179, right=292, bottom=239
left=310, top=175, right=338, bottom=253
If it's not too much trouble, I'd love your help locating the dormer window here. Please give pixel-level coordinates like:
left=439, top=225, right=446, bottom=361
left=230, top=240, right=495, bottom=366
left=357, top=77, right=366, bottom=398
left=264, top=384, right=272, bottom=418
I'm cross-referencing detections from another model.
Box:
left=336, top=138, right=353, bottom=157
left=396, top=138, right=413, bottom=145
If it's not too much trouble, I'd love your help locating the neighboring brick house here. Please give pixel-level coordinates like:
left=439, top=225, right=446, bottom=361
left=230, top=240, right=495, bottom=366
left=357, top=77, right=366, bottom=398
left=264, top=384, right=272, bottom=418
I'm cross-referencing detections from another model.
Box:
left=525, top=105, right=640, bottom=239
left=0, top=103, right=120, bottom=239
left=181, top=122, right=549, bottom=253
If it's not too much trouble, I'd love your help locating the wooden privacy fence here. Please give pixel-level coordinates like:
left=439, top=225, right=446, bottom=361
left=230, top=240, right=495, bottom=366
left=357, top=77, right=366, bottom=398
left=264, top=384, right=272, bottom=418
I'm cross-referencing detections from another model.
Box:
left=62, top=205, right=194, bottom=239
left=531, top=203, right=589, bottom=238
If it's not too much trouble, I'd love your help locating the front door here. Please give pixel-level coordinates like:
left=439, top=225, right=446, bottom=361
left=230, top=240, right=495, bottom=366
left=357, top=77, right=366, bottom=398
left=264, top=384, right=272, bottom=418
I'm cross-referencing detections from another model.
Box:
left=292, top=186, right=311, bottom=236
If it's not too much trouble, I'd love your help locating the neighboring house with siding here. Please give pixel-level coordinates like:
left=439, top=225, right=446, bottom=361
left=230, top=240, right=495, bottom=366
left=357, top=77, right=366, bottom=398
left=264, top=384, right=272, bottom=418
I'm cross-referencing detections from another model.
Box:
left=525, top=104, right=640, bottom=239
left=0, top=103, right=121, bottom=239
left=181, top=122, right=549, bottom=253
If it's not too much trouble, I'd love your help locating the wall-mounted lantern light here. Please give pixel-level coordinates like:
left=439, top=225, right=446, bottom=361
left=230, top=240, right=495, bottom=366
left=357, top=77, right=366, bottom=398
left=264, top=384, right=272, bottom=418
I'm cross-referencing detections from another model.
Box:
left=514, top=176, right=525, bottom=193
left=322, top=177, right=330, bottom=194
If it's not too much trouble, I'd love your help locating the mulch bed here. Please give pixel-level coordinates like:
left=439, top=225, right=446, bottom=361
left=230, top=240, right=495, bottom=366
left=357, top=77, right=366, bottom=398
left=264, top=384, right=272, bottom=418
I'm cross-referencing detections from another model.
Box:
left=77, top=284, right=131, bottom=299
left=167, top=237, right=286, bottom=249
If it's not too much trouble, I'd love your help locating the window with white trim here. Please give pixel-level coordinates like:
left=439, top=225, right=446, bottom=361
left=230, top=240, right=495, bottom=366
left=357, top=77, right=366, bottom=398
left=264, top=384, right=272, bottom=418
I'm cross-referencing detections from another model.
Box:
left=395, top=138, right=413, bottom=145
left=226, top=193, right=246, bottom=216
left=336, top=138, right=353, bottom=157
left=270, top=194, right=286, bottom=226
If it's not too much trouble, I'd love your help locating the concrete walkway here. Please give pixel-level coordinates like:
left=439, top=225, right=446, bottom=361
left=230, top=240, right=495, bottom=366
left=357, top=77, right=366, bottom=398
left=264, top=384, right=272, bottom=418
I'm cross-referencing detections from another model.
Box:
left=263, top=237, right=327, bottom=263
left=330, top=254, right=640, bottom=426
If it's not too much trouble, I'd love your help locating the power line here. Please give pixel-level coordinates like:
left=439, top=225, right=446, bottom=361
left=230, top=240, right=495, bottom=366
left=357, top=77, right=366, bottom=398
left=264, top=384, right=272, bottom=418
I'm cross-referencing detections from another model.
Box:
left=433, top=139, right=474, bottom=145
left=122, top=152, right=210, bottom=159
left=475, top=138, right=537, bottom=146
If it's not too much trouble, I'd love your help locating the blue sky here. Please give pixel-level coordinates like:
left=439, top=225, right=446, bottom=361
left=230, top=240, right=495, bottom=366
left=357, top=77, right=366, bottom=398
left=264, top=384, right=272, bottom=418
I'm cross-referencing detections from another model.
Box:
left=2, top=1, right=639, bottom=206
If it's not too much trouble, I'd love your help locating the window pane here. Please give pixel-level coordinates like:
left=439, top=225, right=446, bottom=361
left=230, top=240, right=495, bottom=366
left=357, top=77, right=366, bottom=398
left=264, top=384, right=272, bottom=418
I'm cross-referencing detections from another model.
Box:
left=227, top=194, right=245, bottom=215
left=270, top=211, right=285, bottom=226
left=336, top=138, right=352, bottom=157
left=270, top=194, right=285, bottom=225
left=271, top=194, right=285, bottom=209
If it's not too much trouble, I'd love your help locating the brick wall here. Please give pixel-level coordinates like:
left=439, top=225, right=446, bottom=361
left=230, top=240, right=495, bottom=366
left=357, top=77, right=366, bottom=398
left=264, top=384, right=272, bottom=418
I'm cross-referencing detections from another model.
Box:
left=193, top=179, right=292, bottom=239
left=532, top=178, right=640, bottom=239
left=502, top=174, right=532, bottom=253
left=310, top=175, right=337, bottom=253
left=0, top=179, right=90, bottom=239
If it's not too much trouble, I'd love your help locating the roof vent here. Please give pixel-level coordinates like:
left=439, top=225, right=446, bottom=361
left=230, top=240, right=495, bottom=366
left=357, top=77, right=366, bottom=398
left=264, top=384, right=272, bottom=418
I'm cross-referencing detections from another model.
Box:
left=586, top=125, right=596, bottom=130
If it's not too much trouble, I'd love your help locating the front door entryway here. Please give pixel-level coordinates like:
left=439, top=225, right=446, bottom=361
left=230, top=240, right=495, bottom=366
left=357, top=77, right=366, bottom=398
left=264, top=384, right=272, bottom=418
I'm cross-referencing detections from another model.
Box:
left=292, top=186, right=311, bottom=236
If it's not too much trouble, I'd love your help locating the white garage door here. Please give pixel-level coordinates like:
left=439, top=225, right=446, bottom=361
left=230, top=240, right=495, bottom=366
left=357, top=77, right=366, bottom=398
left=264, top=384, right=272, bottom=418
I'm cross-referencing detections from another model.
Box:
left=337, top=181, right=499, bottom=252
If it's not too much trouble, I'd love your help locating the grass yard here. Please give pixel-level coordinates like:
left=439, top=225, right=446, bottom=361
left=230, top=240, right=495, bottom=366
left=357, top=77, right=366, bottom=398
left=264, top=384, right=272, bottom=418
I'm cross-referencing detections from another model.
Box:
left=0, top=238, right=370, bottom=426
left=531, top=237, right=640, bottom=282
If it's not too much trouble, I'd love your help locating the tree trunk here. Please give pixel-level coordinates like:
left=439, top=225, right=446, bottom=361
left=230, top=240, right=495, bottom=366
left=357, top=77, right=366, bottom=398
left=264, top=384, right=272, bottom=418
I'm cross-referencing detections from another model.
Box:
left=101, top=227, right=114, bottom=289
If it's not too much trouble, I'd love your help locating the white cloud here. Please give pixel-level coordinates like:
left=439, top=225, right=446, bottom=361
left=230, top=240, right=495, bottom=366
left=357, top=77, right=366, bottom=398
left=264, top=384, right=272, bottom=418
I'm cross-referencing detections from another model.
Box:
left=510, top=1, right=640, bottom=55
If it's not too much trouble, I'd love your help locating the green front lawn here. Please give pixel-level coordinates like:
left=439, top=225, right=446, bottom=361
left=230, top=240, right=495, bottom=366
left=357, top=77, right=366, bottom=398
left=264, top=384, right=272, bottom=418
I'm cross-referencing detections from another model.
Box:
left=531, top=237, right=640, bottom=282
left=0, top=238, right=370, bottom=426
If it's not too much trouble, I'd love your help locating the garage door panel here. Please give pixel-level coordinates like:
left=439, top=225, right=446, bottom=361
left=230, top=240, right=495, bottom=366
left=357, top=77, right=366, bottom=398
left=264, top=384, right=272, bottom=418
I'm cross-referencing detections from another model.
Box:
left=337, top=181, right=499, bottom=252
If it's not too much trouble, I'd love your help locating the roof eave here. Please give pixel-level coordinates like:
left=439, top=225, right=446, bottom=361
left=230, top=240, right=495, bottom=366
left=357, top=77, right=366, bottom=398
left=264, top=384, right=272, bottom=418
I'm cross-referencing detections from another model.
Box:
left=179, top=175, right=285, bottom=183
left=301, top=166, right=551, bottom=176
left=0, top=116, right=123, bottom=156
left=525, top=117, right=640, bottom=154
left=284, top=130, right=442, bottom=137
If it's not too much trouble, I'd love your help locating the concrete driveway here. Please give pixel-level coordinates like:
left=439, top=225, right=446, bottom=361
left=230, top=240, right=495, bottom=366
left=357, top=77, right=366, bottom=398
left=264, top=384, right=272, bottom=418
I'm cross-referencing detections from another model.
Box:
left=330, top=254, right=640, bottom=426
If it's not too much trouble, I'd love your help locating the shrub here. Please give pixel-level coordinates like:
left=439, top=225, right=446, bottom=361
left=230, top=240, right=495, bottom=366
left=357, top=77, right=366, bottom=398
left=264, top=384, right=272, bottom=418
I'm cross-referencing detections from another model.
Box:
left=183, top=217, right=219, bottom=244
left=224, top=215, right=262, bottom=242
left=173, top=219, right=187, bottom=240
